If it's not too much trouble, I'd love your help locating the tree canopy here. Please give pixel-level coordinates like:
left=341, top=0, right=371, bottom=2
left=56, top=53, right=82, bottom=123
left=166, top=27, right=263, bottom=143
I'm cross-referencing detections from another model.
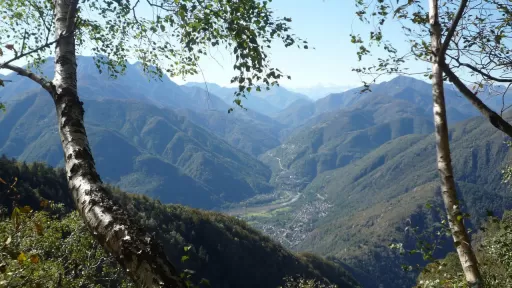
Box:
left=0, top=0, right=307, bottom=109
left=351, top=0, right=512, bottom=98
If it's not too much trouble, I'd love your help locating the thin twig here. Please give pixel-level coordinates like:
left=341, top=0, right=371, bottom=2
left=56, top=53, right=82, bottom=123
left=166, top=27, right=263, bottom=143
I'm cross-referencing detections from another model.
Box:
left=501, top=83, right=512, bottom=116
left=0, top=36, right=62, bottom=69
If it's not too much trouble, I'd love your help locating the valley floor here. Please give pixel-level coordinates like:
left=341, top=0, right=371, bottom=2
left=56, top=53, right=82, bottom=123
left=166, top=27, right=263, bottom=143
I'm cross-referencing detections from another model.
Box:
left=224, top=191, right=332, bottom=249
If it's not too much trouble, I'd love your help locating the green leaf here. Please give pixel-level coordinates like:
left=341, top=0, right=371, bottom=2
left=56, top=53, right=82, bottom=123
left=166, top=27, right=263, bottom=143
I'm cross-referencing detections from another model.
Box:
left=17, top=252, right=27, bottom=264
left=20, top=206, right=32, bottom=213
left=181, top=255, right=189, bottom=263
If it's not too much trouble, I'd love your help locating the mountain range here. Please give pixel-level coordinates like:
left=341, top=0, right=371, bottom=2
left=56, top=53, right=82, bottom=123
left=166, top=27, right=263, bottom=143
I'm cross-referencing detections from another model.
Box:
left=289, top=84, right=356, bottom=100
left=184, top=81, right=311, bottom=116
left=0, top=91, right=277, bottom=208
left=2, top=56, right=512, bottom=287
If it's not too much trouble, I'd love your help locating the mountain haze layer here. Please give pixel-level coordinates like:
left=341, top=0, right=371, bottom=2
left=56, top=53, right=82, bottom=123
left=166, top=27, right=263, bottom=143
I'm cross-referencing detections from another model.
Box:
left=185, top=81, right=311, bottom=116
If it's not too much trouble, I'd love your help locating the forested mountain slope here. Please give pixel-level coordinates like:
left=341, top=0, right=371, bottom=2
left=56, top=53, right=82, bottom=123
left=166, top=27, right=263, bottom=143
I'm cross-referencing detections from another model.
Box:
left=0, top=92, right=273, bottom=208
left=261, top=98, right=435, bottom=188
left=175, top=108, right=284, bottom=157
left=274, top=76, right=486, bottom=129
left=252, top=113, right=512, bottom=287
left=0, top=56, right=286, bottom=157
left=0, top=156, right=360, bottom=288
left=302, top=114, right=512, bottom=286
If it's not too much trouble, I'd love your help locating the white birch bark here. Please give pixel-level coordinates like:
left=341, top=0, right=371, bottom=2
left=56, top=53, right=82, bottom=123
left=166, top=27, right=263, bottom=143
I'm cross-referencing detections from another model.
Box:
left=429, top=0, right=483, bottom=286
left=51, top=1, right=184, bottom=286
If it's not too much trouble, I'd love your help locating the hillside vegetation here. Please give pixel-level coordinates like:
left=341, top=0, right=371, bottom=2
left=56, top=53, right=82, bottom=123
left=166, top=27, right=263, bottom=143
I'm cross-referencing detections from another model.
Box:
left=251, top=113, right=512, bottom=287
left=416, top=211, right=512, bottom=287
left=0, top=156, right=360, bottom=288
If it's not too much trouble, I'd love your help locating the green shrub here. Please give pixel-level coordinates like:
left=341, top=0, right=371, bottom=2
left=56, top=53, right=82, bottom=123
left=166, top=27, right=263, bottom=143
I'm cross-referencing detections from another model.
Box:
left=0, top=204, right=134, bottom=287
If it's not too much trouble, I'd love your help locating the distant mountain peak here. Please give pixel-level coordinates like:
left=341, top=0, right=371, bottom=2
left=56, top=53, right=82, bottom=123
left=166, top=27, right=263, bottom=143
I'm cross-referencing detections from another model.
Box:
left=379, top=75, right=428, bottom=87
left=182, top=82, right=311, bottom=115
left=288, top=84, right=356, bottom=100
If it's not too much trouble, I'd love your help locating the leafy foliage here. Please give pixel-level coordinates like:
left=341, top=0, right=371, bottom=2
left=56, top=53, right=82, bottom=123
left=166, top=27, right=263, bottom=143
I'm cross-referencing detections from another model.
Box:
left=350, top=0, right=512, bottom=102
left=417, top=211, right=512, bottom=287
left=0, top=204, right=134, bottom=287
left=0, top=0, right=308, bottom=110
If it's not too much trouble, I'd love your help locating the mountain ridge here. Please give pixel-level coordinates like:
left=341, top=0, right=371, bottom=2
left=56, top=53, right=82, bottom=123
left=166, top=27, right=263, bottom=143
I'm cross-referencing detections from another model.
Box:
left=0, top=91, right=274, bottom=208
left=255, top=112, right=512, bottom=287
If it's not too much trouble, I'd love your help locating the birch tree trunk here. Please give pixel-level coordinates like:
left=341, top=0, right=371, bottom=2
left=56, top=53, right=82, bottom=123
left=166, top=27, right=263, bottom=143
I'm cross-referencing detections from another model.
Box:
left=51, top=1, right=184, bottom=286
left=428, top=0, right=483, bottom=286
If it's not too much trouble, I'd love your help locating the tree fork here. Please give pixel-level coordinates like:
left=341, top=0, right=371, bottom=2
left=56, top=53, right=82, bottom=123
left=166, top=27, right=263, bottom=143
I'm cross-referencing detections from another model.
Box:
left=442, top=62, right=512, bottom=138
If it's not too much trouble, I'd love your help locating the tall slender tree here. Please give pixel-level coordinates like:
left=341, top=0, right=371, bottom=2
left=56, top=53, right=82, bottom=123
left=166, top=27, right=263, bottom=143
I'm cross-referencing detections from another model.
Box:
left=348, top=0, right=512, bottom=285
left=0, top=0, right=306, bottom=286
left=428, top=0, right=483, bottom=285
left=351, top=0, right=512, bottom=285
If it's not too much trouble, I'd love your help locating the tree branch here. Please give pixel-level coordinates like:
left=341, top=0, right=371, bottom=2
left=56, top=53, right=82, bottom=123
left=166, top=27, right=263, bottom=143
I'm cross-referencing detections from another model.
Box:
left=1, top=63, right=52, bottom=93
left=501, top=83, right=512, bottom=116
left=20, top=30, right=27, bottom=56
left=446, top=54, right=512, bottom=83
left=440, top=0, right=468, bottom=56
left=442, top=61, right=512, bottom=138
left=0, top=36, right=61, bottom=70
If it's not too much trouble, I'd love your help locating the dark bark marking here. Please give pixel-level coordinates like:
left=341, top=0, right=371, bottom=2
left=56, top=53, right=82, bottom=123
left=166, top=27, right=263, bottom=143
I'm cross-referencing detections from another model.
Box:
left=55, top=54, right=75, bottom=66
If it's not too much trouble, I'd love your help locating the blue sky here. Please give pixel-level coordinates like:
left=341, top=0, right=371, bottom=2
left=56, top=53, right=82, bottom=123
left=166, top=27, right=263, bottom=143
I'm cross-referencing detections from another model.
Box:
left=176, top=0, right=362, bottom=88
left=1, top=0, right=431, bottom=89
left=170, top=0, right=431, bottom=88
